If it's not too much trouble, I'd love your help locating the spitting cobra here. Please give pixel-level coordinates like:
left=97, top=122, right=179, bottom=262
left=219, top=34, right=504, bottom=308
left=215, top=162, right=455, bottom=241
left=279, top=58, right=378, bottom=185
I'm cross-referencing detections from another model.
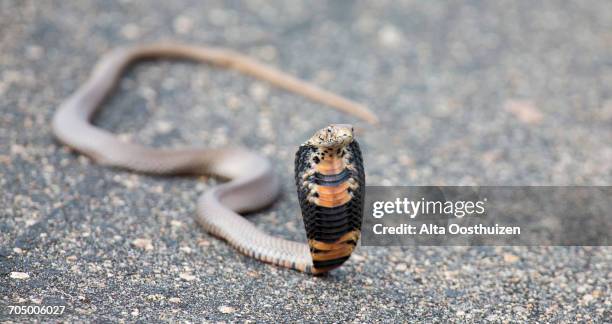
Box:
left=52, top=43, right=377, bottom=274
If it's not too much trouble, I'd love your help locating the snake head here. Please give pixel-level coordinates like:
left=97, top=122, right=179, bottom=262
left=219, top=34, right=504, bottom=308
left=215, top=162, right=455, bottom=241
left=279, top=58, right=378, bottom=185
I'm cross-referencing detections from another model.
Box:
left=308, top=124, right=354, bottom=149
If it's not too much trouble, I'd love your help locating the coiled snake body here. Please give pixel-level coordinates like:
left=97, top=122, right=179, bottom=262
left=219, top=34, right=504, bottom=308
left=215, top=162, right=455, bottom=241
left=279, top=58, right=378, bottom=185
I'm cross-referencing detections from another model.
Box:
left=52, top=43, right=377, bottom=274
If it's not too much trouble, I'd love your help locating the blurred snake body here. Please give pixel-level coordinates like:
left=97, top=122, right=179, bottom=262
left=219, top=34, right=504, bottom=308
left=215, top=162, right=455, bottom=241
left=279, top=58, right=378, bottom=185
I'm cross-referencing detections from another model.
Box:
left=52, top=43, right=377, bottom=274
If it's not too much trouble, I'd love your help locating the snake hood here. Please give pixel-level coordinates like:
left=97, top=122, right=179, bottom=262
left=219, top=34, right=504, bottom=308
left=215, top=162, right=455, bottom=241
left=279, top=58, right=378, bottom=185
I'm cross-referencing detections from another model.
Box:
left=295, top=124, right=365, bottom=274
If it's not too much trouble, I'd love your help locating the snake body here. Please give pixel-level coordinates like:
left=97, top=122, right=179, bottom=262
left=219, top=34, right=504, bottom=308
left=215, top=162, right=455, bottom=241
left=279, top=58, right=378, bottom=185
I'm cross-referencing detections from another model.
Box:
left=52, top=43, right=377, bottom=274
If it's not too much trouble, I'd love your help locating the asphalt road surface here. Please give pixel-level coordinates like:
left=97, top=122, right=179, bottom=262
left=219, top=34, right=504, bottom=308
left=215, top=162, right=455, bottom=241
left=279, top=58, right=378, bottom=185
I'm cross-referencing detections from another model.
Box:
left=1, top=1, right=610, bottom=322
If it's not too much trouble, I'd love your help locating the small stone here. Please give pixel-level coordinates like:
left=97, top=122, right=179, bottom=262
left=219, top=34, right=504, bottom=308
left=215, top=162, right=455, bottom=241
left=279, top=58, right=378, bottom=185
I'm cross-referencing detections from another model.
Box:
left=170, top=220, right=183, bottom=228
left=66, top=255, right=78, bottom=262
left=155, top=120, right=173, bottom=134
left=13, top=247, right=23, bottom=254
left=131, top=308, right=139, bottom=316
left=398, top=154, right=414, bottom=167
left=77, top=155, right=90, bottom=165
left=114, top=174, right=139, bottom=189
left=481, top=150, right=501, bottom=164
left=117, top=133, right=133, bottom=142
left=0, top=155, right=10, bottom=164
left=395, top=263, right=408, bottom=271
left=121, top=24, right=141, bottom=40
left=10, top=272, right=29, bottom=280
left=146, top=294, right=165, bottom=302
left=197, top=239, right=210, bottom=247
left=249, top=83, right=269, bottom=102
left=10, top=144, right=26, bottom=156
left=179, top=246, right=192, bottom=254
left=26, top=45, right=44, bottom=60
left=513, top=306, right=527, bottom=315
left=179, top=272, right=196, bottom=281
left=173, top=15, right=194, bottom=34
left=508, top=276, right=521, bottom=284
left=576, top=284, right=590, bottom=294
left=226, top=96, right=241, bottom=110
left=582, top=290, right=601, bottom=305
left=504, top=100, right=544, bottom=125
left=131, top=238, right=153, bottom=251
left=169, top=297, right=181, bottom=303
left=351, top=254, right=366, bottom=262
left=247, top=271, right=260, bottom=278
left=378, top=24, right=403, bottom=47
left=503, top=253, right=520, bottom=263
left=218, top=305, right=236, bottom=314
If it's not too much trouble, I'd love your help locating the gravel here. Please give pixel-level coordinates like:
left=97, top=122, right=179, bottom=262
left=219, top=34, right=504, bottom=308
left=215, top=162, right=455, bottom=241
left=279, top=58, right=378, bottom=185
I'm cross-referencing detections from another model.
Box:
left=1, top=0, right=611, bottom=322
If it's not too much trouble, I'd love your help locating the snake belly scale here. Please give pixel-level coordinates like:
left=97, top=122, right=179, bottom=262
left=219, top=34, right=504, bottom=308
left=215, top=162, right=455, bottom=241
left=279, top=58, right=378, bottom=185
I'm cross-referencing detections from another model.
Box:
left=52, top=43, right=377, bottom=274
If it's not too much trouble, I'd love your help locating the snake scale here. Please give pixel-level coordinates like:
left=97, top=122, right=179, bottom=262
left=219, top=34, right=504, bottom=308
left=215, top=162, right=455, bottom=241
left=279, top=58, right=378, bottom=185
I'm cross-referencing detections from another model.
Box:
left=52, top=43, right=378, bottom=274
